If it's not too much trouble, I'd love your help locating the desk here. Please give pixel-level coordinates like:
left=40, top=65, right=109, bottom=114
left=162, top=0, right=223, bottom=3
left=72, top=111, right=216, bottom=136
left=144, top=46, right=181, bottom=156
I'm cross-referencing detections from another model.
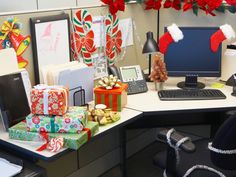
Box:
left=127, top=78, right=236, bottom=113
left=0, top=108, right=142, bottom=162
left=1, top=78, right=236, bottom=177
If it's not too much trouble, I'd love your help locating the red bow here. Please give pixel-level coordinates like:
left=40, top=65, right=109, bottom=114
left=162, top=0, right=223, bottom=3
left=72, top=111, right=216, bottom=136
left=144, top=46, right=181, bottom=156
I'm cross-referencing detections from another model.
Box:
left=183, top=0, right=193, bottom=11
left=83, top=128, right=92, bottom=140
left=101, top=0, right=125, bottom=15
left=71, top=30, right=96, bottom=55
left=145, top=0, right=162, bottom=10
left=36, top=132, right=49, bottom=152
left=225, top=0, right=236, bottom=6
left=197, top=0, right=222, bottom=15
left=164, top=0, right=181, bottom=10
left=106, top=30, right=122, bottom=62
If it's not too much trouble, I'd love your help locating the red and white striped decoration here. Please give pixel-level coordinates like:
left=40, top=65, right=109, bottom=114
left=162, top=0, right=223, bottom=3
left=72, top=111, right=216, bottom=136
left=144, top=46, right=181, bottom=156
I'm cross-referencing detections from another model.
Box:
left=105, top=14, right=122, bottom=66
left=47, top=137, right=64, bottom=152
left=72, top=9, right=96, bottom=66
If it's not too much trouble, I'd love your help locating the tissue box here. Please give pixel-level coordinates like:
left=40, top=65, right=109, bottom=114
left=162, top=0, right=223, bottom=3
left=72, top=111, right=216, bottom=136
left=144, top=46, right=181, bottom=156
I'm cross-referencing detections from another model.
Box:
left=26, top=107, right=87, bottom=134
left=9, top=121, right=99, bottom=150
left=31, top=85, right=69, bottom=115
left=94, top=83, right=128, bottom=111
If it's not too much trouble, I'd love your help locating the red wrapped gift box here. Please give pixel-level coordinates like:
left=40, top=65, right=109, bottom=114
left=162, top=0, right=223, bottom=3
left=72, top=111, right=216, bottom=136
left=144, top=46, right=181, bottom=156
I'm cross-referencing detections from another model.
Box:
left=31, top=85, right=69, bottom=115
left=94, top=83, right=128, bottom=112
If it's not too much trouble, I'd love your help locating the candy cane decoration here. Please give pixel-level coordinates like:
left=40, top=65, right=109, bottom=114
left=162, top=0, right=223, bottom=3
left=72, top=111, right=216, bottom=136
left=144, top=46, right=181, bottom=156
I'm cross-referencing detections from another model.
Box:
left=72, top=9, right=96, bottom=66
left=47, top=137, right=64, bottom=152
left=105, top=14, right=122, bottom=66
left=73, top=9, right=92, bottom=36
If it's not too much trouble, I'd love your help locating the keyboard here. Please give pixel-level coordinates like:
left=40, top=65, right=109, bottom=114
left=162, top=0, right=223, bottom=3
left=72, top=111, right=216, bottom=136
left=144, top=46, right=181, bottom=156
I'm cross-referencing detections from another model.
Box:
left=158, top=89, right=226, bottom=101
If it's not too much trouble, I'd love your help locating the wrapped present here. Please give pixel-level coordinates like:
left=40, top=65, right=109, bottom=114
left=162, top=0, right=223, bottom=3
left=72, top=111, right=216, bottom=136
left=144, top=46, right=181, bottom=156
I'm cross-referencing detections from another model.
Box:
left=31, top=85, right=69, bottom=115
left=94, top=83, right=128, bottom=112
left=9, top=121, right=99, bottom=150
left=26, top=107, right=87, bottom=134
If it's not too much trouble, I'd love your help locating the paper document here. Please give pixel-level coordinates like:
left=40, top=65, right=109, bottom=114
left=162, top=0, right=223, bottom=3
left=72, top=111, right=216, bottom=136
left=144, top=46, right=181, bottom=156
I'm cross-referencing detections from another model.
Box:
left=92, top=16, right=105, bottom=48
left=119, top=18, right=134, bottom=47
left=0, top=48, right=19, bottom=76
left=0, top=158, right=23, bottom=177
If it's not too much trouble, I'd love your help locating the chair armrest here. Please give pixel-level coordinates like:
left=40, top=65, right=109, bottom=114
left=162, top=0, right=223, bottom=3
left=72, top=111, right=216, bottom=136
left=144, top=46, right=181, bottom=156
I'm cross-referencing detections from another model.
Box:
left=158, top=129, right=196, bottom=153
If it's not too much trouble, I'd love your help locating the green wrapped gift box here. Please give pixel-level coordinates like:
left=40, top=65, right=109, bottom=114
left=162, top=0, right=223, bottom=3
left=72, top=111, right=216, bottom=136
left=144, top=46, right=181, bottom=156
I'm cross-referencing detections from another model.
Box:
left=26, top=106, right=88, bottom=134
left=9, top=121, right=99, bottom=150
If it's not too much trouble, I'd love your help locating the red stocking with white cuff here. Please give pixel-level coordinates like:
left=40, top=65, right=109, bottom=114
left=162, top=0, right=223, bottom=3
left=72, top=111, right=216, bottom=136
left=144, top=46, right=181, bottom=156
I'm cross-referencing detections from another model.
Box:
left=159, top=23, right=184, bottom=54
left=210, top=24, right=235, bottom=52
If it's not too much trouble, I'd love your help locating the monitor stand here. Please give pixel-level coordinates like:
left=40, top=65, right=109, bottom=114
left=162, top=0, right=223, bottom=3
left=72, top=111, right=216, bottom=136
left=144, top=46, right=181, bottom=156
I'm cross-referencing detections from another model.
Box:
left=177, top=75, right=205, bottom=90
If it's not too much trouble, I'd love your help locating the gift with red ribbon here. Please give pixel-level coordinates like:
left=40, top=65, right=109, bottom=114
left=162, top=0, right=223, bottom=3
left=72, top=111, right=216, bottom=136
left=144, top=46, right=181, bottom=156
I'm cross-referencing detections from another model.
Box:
left=9, top=121, right=99, bottom=150
left=26, top=107, right=87, bottom=134
left=31, top=85, right=69, bottom=116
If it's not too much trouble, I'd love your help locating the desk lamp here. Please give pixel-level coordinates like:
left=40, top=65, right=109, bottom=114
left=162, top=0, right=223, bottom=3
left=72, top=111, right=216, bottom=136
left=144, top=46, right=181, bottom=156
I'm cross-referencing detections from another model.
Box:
left=226, top=73, right=236, bottom=96
left=142, top=31, right=158, bottom=82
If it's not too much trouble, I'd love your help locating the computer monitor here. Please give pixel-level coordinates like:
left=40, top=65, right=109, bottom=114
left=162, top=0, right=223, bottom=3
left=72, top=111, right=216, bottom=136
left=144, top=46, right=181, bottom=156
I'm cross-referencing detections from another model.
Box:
left=164, top=27, right=222, bottom=89
left=0, top=72, right=31, bottom=130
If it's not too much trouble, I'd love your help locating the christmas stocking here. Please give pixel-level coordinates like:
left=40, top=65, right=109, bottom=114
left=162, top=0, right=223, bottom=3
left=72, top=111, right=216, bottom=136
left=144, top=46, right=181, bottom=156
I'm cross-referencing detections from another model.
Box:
left=159, top=23, right=184, bottom=54
left=210, top=24, right=235, bottom=52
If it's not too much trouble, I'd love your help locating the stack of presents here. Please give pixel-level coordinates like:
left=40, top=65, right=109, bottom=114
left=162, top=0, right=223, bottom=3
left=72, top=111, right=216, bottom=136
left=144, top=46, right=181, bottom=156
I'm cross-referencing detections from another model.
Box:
left=8, top=85, right=99, bottom=152
left=8, top=75, right=128, bottom=152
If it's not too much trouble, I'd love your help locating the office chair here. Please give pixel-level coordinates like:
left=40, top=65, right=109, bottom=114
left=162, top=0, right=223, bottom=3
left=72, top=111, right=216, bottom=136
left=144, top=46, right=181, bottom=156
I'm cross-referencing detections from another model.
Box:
left=153, top=113, right=236, bottom=177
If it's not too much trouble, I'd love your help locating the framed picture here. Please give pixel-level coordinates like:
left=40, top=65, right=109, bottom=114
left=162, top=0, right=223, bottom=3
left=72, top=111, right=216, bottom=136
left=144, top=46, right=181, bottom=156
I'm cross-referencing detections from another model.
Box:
left=30, top=13, right=71, bottom=84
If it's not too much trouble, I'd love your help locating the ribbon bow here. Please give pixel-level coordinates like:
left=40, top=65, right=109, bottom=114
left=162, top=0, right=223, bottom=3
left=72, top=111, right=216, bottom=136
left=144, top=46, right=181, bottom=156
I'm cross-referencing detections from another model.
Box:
left=101, top=0, right=125, bottom=15
left=0, top=18, right=21, bottom=40
left=196, top=0, right=222, bottom=16
left=183, top=0, right=193, bottom=12
left=106, top=30, right=122, bottom=64
left=164, top=0, right=181, bottom=10
left=145, top=0, right=162, bottom=10
left=72, top=31, right=96, bottom=54
left=36, top=132, right=64, bottom=152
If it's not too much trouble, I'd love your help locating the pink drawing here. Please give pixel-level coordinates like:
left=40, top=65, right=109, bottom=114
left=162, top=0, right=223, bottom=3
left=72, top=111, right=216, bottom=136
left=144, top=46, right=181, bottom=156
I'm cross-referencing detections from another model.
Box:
left=40, top=23, right=61, bottom=52
left=42, top=23, right=52, bottom=37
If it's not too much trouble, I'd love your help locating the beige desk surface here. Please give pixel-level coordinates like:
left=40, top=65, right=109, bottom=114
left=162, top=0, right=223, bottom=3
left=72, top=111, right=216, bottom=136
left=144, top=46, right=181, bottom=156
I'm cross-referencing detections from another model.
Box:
left=126, top=78, right=236, bottom=113
left=1, top=77, right=235, bottom=159
left=0, top=108, right=142, bottom=159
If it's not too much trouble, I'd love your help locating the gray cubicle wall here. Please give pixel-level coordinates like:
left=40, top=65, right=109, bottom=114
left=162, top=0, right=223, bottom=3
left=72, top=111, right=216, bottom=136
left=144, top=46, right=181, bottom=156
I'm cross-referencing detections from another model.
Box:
left=0, top=3, right=158, bottom=177
left=0, top=0, right=101, bottom=13
left=0, top=10, right=72, bottom=85
left=0, top=3, right=158, bottom=85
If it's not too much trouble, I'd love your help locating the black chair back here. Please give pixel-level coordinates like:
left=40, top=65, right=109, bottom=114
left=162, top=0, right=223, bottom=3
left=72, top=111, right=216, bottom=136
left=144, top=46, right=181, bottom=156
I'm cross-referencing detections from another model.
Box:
left=211, top=113, right=236, bottom=170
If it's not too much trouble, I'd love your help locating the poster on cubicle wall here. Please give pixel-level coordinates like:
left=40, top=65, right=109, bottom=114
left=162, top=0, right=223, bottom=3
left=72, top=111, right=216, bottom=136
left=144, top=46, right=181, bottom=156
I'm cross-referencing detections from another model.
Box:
left=30, top=13, right=71, bottom=84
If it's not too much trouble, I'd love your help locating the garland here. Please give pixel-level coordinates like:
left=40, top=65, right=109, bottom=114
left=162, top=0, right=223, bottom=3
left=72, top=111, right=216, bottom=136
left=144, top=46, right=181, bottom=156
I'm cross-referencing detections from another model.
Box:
left=101, top=0, right=236, bottom=16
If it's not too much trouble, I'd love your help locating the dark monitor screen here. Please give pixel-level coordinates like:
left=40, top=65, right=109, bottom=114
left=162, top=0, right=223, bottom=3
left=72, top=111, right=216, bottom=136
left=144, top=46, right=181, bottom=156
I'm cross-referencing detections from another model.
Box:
left=164, top=27, right=222, bottom=89
left=0, top=72, right=30, bottom=130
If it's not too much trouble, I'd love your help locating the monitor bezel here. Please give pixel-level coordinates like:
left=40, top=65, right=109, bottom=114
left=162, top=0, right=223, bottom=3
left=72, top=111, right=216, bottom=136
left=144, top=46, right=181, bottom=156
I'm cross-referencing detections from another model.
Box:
left=164, top=26, right=222, bottom=78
